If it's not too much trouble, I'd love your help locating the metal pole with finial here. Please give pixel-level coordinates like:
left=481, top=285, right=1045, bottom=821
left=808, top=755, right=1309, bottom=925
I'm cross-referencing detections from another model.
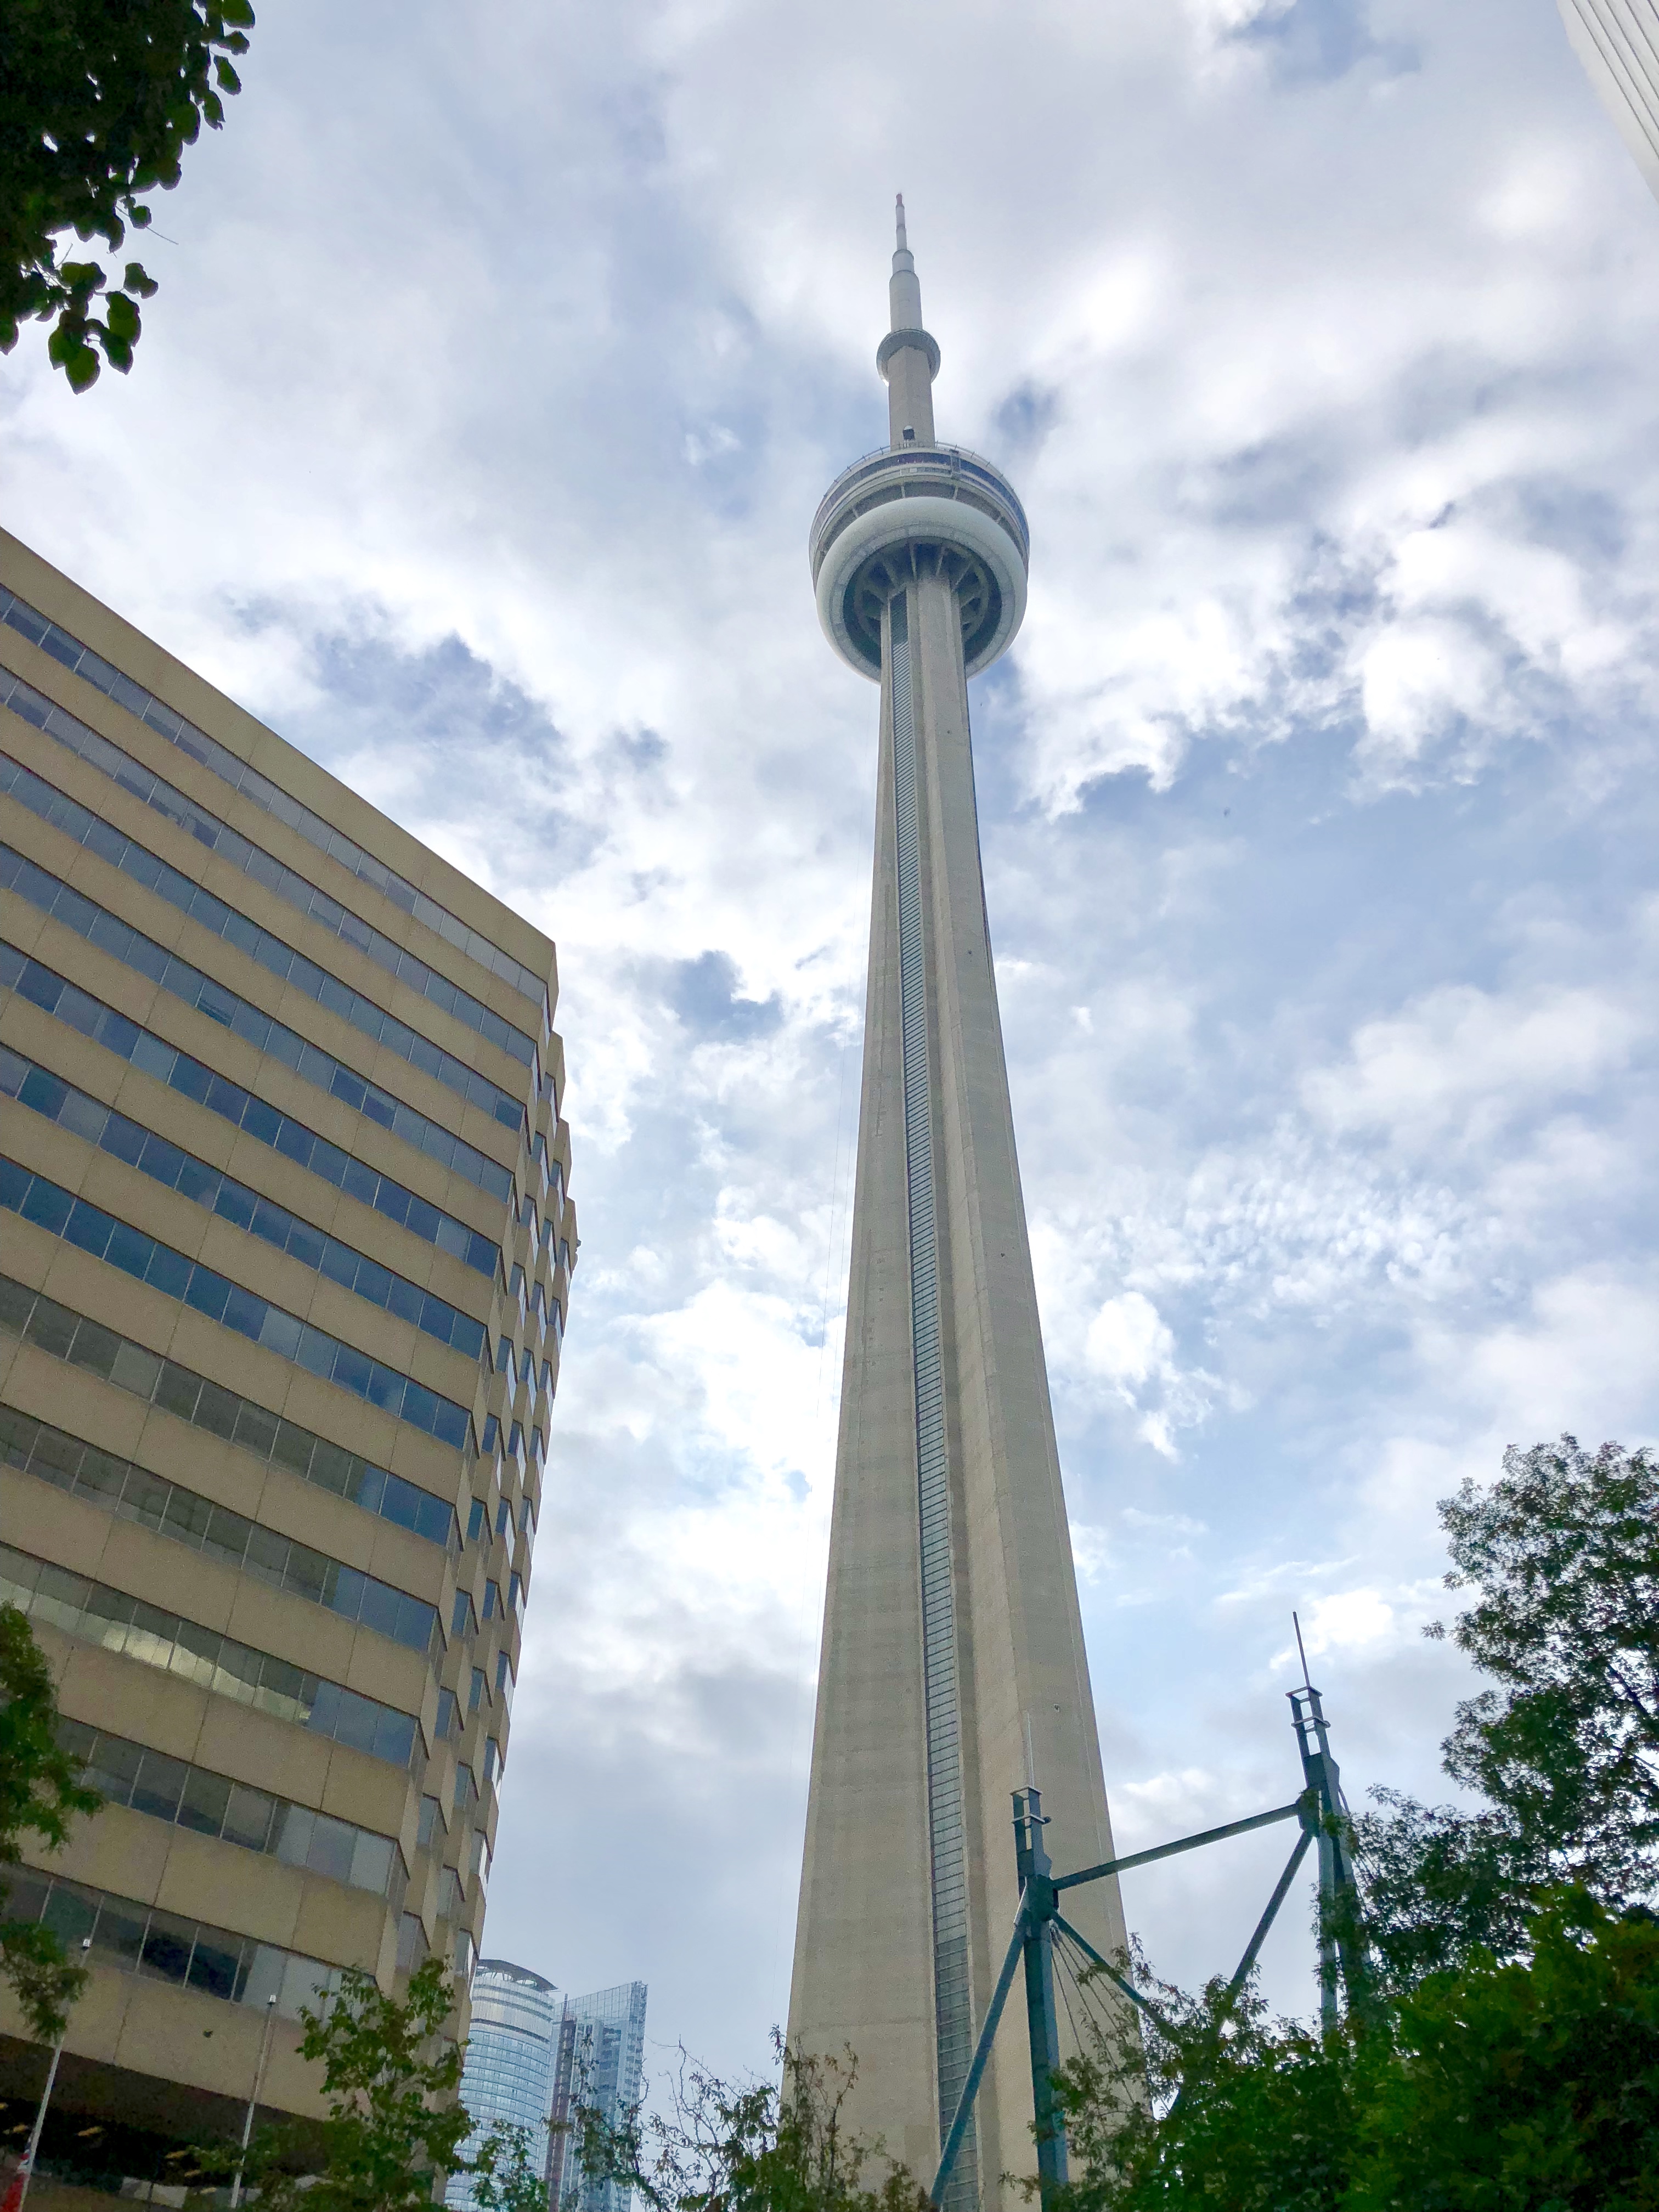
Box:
left=929, top=1653, right=1371, bottom=2208
left=1290, top=1613, right=1365, bottom=2027
left=229, top=1995, right=279, bottom=2210
left=7, top=1938, right=93, bottom=2212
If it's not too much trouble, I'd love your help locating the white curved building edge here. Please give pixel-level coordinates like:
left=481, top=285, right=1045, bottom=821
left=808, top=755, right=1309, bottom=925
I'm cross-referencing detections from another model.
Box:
left=1560, top=0, right=1659, bottom=200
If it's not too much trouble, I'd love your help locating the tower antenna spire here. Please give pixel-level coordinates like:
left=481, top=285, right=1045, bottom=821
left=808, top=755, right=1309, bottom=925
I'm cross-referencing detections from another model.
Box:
left=879, top=194, right=935, bottom=439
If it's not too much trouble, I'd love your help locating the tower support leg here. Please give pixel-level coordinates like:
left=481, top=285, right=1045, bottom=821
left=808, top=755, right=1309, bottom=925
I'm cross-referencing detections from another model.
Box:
left=1013, top=1788, right=1068, bottom=2207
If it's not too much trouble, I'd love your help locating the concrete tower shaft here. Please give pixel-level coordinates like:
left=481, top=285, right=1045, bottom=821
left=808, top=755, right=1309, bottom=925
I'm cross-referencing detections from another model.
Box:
left=789, top=213, right=1128, bottom=2212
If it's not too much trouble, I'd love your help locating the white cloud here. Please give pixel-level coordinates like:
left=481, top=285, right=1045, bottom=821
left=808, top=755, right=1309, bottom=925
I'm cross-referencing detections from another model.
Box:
left=1279, top=1589, right=1398, bottom=1667
left=1086, top=1291, right=1175, bottom=1387
left=1303, top=983, right=1643, bottom=1150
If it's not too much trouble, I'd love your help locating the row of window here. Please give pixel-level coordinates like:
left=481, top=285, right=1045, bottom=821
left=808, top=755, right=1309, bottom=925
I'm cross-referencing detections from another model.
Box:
left=2, top=1045, right=488, bottom=1359
left=455, top=1648, right=514, bottom=1725
left=0, top=586, right=550, bottom=1009
left=447, top=1575, right=518, bottom=1645
left=518, top=1192, right=573, bottom=1279
left=2, top=942, right=499, bottom=1274
left=470, top=1651, right=516, bottom=1712
left=4, top=667, right=538, bottom=1068
left=0, top=1272, right=459, bottom=1550
left=506, top=1260, right=566, bottom=1346
left=467, top=1492, right=534, bottom=1544
left=0, top=1539, right=423, bottom=1770
left=2, top=1401, right=441, bottom=1658
left=0, top=845, right=515, bottom=1203
left=496, top=1335, right=556, bottom=1398
left=4, top=1860, right=343, bottom=2021
left=2, top=754, right=529, bottom=1130
left=529, top=1130, right=567, bottom=1215
left=58, top=1716, right=408, bottom=1907
left=0, top=1155, right=472, bottom=1450
left=481, top=1414, right=547, bottom=1475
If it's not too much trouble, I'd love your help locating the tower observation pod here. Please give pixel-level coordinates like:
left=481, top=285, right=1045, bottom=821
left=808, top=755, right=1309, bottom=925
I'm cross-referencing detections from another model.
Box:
left=790, top=204, right=1130, bottom=2212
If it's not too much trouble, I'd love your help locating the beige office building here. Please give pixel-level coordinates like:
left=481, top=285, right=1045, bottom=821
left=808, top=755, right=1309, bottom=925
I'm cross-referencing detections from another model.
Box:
left=0, top=531, right=573, bottom=2186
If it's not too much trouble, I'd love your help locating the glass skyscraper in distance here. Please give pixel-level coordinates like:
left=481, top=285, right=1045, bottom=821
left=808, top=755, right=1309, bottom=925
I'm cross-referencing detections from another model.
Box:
left=548, top=1982, right=649, bottom=2212
left=445, top=1966, right=647, bottom=2212
left=446, top=1960, right=566, bottom=2212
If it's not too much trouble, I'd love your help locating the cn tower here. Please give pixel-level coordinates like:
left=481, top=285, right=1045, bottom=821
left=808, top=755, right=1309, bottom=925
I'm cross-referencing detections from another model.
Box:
left=788, top=204, right=1129, bottom=2209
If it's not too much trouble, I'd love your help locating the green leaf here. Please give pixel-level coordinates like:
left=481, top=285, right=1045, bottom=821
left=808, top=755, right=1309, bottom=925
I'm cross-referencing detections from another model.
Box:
left=123, top=263, right=159, bottom=300
left=215, top=58, right=242, bottom=93
left=59, top=262, right=106, bottom=298
left=64, top=345, right=101, bottom=393
left=219, top=0, right=257, bottom=25
left=105, top=295, right=139, bottom=341
left=100, top=333, right=134, bottom=374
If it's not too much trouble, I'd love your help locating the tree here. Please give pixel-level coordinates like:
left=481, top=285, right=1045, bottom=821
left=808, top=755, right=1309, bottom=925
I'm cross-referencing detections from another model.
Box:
left=569, top=2034, right=929, bottom=2212
left=1358, top=1434, right=1659, bottom=1988
left=1037, top=1434, right=1659, bottom=2211
left=195, top=1958, right=475, bottom=2212
left=1045, top=1895, right=1659, bottom=2212
left=1348, top=1893, right=1659, bottom=2212
left=0, top=1601, right=100, bottom=2041
left=1045, top=1948, right=1356, bottom=2212
left=2, top=1, right=256, bottom=391
left=193, top=1956, right=548, bottom=2212
left=471, top=2121, right=551, bottom=2212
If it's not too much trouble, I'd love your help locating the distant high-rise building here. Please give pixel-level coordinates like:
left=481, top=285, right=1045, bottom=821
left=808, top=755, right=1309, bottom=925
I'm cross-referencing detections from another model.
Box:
left=0, top=532, right=574, bottom=2186
left=445, top=1961, right=566, bottom=2212
left=787, top=206, right=1128, bottom=2208
left=1559, top=0, right=1659, bottom=199
left=547, top=1982, right=648, bottom=2212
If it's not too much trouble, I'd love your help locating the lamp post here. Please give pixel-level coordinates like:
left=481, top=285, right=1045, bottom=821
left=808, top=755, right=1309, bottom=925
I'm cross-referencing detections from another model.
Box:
left=7, top=1936, right=93, bottom=2212
left=229, top=1996, right=279, bottom=2210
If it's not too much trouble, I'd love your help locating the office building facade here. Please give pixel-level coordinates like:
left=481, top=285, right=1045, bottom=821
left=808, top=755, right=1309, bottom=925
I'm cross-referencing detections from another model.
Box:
left=0, top=530, right=573, bottom=2176
left=444, top=1960, right=566, bottom=2212
left=546, top=1982, right=647, bottom=2212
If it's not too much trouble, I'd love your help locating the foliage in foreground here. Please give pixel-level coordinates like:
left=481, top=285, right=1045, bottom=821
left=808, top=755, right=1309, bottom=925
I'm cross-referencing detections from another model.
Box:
left=570, top=2034, right=929, bottom=2212
left=1357, top=1435, right=1659, bottom=1988
left=193, top=1957, right=546, bottom=2212
left=2, top=1, right=255, bottom=389
left=1047, top=1894, right=1659, bottom=2212
left=0, top=1601, right=100, bottom=2040
left=1039, top=1435, right=1659, bottom=2210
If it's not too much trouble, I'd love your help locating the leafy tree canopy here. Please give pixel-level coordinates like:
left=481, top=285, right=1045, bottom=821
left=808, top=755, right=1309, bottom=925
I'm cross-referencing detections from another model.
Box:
left=0, top=1600, right=100, bottom=2040
left=2, top=0, right=255, bottom=391
left=570, top=2035, right=928, bottom=2212
left=1359, top=1434, right=1659, bottom=1988
left=194, top=1959, right=474, bottom=2212
left=1037, top=1435, right=1659, bottom=2212
left=194, top=1956, right=549, bottom=2212
left=1047, top=1894, right=1659, bottom=2212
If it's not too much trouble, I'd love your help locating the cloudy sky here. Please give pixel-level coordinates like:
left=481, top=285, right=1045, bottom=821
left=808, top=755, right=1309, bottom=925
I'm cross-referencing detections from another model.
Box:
left=10, top=0, right=1659, bottom=2086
